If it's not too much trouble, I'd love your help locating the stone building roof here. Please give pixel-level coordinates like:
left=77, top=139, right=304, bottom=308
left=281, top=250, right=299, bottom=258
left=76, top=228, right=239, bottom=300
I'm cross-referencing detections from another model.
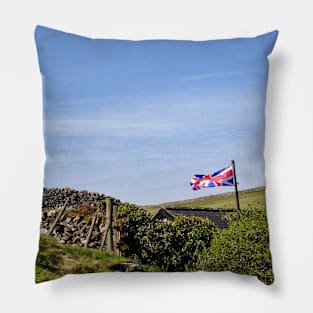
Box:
left=152, top=207, right=235, bottom=229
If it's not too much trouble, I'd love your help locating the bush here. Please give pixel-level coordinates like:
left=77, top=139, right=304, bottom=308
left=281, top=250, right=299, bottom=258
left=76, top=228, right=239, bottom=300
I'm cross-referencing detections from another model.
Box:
left=115, top=203, right=153, bottom=259
left=116, top=203, right=217, bottom=271
left=116, top=204, right=274, bottom=284
left=205, top=208, right=274, bottom=284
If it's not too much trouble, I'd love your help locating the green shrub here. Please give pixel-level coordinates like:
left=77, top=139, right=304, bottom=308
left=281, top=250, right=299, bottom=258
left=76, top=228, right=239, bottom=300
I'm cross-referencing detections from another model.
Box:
left=205, top=208, right=274, bottom=284
left=116, top=203, right=217, bottom=271
left=116, top=204, right=274, bottom=283
left=115, top=203, right=153, bottom=259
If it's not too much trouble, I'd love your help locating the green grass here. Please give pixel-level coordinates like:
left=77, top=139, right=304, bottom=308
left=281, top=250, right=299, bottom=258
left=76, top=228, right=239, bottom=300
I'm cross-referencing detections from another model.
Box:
left=35, top=235, right=131, bottom=283
left=142, top=187, right=266, bottom=215
left=37, top=187, right=267, bottom=282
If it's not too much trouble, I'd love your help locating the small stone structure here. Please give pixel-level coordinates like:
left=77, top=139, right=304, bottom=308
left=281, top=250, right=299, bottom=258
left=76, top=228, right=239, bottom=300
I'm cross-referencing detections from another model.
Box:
left=40, top=188, right=121, bottom=251
left=42, top=187, right=110, bottom=209
left=152, top=207, right=235, bottom=229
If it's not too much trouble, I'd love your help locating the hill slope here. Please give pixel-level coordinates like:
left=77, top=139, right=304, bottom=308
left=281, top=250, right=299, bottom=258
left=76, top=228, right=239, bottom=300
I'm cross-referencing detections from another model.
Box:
left=142, top=187, right=266, bottom=215
left=35, top=235, right=130, bottom=283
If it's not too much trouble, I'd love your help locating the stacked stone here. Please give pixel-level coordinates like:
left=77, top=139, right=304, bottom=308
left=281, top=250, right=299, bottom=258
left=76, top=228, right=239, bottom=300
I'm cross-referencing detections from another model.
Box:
left=42, top=187, right=110, bottom=209
left=40, top=210, right=103, bottom=247
left=40, top=191, right=121, bottom=248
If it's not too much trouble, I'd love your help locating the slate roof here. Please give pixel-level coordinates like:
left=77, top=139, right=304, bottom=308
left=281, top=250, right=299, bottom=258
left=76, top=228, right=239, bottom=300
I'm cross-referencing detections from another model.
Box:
left=152, top=207, right=235, bottom=229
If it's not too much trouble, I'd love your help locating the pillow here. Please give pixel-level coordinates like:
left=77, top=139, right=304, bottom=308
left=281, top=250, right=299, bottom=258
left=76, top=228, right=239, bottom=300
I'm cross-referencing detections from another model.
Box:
left=35, top=25, right=278, bottom=284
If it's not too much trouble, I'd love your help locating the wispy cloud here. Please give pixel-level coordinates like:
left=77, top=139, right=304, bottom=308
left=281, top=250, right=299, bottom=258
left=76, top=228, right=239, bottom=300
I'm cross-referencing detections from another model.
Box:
left=42, top=35, right=268, bottom=204
left=180, top=71, right=236, bottom=82
left=45, top=118, right=178, bottom=137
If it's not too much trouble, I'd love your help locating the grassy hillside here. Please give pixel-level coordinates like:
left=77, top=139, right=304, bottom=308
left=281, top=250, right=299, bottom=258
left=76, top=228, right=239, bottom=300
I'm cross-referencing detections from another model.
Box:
left=142, top=187, right=266, bottom=215
left=35, top=235, right=131, bottom=283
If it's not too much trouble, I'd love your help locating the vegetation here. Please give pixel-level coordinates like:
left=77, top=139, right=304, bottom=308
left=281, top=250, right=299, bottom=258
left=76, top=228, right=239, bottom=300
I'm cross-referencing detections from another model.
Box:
left=35, top=235, right=130, bottom=283
left=116, top=188, right=274, bottom=284
left=205, top=208, right=274, bottom=285
left=37, top=187, right=273, bottom=284
left=142, top=187, right=266, bottom=215
left=116, top=203, right=217, bottom=271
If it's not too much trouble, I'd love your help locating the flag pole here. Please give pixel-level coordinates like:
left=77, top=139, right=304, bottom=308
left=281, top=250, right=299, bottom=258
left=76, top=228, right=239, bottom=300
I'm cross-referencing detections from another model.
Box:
left=231, top=160, right=240, bottom=212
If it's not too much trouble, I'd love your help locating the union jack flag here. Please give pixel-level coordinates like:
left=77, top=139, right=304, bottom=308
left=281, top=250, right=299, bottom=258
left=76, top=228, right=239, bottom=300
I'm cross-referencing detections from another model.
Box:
left=190, top=165, right=234, bottom=191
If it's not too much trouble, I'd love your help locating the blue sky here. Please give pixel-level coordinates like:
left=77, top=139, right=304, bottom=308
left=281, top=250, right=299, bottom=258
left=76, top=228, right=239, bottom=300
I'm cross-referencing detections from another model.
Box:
left=37, top=27, right=276, bottom=205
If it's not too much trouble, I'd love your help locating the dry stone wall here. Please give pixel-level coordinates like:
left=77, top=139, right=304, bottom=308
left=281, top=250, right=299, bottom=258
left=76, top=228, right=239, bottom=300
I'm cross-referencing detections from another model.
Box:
left=40, top=188, right=121, bottom=249
left=42, top=187, right=111, bottom=209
